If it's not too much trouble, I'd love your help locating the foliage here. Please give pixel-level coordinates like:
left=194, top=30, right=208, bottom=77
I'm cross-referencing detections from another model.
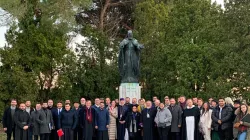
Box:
left=134, top=0, right=250, bottom=101
left=1, top=0, right=250, bottom=113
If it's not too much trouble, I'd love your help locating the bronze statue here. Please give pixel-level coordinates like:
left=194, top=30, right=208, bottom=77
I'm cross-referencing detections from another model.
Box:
left=118, top=30, right=144, bottom=83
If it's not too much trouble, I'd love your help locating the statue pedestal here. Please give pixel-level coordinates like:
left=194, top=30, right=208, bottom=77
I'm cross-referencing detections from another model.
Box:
left=119, top=83, right=141, bottom=102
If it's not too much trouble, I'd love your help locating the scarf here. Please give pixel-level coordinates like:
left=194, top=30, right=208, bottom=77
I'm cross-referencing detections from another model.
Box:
left=180, top=102, right=186, bottom=110
left=86, top=107, right=92, bottom=123
left=129, top=113, right=137, bottom=133
left=109, top=106, right=114, bottom=111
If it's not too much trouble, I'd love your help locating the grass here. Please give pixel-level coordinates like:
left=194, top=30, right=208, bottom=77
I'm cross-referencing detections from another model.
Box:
left=0, top=133, right=7, bottom=140
left=0, top=123, right=7, bottom=140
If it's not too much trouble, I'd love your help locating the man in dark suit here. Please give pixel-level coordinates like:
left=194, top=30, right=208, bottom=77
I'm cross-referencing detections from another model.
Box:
left=73, top=101, right=81, bottom=140
left=92, top=98, right=100, bottom=111
left=79, top=98, right=86, bottom=109
left=48, top=99, right=56, bottom=140
left=25, top=100, right=35, bottom=140
left=37, top=102, right=54, bottom=140
left=169, top=98, right=182, bottom=140
left=51, top=101, right=63, bottom=140
left=31, top=103, right=42, bottom=140
left=212, top=98, right=233, bottom=140
left=92, top=98, right=100, bottom=140
left=48, top=99, right=54, bottom=110
left=58, top=103, right=78, bottom=140
left=2, top=99, right=19, bottom=140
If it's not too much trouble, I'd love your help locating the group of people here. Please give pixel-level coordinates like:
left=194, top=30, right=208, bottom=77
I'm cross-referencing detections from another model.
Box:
left=2, top=96, right=250, bottom=140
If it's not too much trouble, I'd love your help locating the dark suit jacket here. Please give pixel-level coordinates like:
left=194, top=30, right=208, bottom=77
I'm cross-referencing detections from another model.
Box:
left=2, top=107, right=19, bottom=133
left=51, top=108, right=64, bottom=130
left=72, top=108, right=81, bottom=128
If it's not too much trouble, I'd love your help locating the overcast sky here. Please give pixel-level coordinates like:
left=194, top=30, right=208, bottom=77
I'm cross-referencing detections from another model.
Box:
left=0, top=0, right=224, bottom=47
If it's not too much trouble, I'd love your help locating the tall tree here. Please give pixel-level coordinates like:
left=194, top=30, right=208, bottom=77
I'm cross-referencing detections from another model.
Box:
left=0, top=0, right=81, bottom=101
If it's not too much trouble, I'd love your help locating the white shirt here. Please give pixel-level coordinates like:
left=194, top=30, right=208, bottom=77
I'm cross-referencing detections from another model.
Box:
left=26, top=107, right=31, bottom=114
left=58, top=108, right=62, bottom=115
left=219, top=106, right=224, bottom=119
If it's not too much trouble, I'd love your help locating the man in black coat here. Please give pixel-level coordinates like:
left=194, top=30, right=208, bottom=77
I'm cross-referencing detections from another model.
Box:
left=31, top=103, right=42, bottom=140
left=47, top=99, right=54, bottom=110
left=14, top=103, right=30, bottom=140
left=73, top=101, right=81, bottom=140
left=169, top=98, right=182, bottom=140
left=58, top=103, right=78, bottom=140
left=212, top=98, right=233, bottom=140
left=117, top=98, right=128, bottom=140
left=2, top=99, right=19, bottom=140
left=37, top=102, right=54, bottom=140
left=78, top=98, right=86, bottom=140
left=79, top=98, right=86, bottom=109
left=141, top=101, right=157, bottom=140
left=79, top=100, right=96, bottom=140
left=25, top=100, right=35, bottom=140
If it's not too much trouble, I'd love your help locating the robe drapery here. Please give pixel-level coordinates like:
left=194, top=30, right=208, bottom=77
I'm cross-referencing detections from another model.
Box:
left=14, top=110, right=30, bottom=140
left=126, top=112, right=142, bottom=140
left=79, top=107, right=96, bottom=140
left=117, top=105, right=128, bottom=140
left=141, top=107, right=157, bottom=140
left=118, top=37, right=143, bottom=83
left=181, top=106, right=200, bottom=140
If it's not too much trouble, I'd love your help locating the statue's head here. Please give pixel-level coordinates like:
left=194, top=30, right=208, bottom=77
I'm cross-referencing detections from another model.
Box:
left=127, top=30, right=133, bottom=40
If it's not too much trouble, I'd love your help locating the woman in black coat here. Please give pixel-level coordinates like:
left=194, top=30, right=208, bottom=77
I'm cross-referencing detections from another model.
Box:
left=126, top=105, right=142, bottom=140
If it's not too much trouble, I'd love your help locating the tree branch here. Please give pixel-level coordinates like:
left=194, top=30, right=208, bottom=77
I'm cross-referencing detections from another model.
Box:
left=108, top=0, right=133, bottom=7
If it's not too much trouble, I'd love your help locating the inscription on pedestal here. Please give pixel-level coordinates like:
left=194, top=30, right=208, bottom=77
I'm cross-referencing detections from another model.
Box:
left=119, top=83, right=141, bottom=102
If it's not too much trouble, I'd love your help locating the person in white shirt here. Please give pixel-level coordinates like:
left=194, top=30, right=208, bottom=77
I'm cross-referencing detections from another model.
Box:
left=200, top=102, right=212, bottom=140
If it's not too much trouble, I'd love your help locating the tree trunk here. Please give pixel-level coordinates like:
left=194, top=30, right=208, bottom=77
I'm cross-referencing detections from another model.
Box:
left=99, top=0, right=110, bottom=31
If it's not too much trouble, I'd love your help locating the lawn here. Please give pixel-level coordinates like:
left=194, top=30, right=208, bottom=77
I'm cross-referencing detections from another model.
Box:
left=0, top=123, right=7, bottom=140
left=0, top=133, right=7, bottom=140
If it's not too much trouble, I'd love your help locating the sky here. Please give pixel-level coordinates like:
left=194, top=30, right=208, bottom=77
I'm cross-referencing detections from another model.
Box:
left=0, top=0, right=224, bottom=47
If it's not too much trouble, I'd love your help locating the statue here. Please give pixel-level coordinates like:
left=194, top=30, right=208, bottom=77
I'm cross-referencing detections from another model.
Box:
left=118, top=30, right=144, bottom=83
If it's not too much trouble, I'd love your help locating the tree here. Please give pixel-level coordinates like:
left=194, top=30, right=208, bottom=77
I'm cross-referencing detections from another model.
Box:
left=0, top=0, right=77, bottom=102
left=133, top=0, right=231, bottom=100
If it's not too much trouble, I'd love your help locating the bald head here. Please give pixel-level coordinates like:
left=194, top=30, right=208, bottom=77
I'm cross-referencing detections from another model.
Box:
left=155, top=99, right=160, bottom=107
left=146, top=101, right=152, bottom=108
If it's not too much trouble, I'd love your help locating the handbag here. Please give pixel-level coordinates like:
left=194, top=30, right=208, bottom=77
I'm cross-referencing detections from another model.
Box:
left=234, top=122, right=241, bottom=128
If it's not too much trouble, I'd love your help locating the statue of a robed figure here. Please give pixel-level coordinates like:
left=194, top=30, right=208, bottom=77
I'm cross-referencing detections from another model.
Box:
left=118, top=30, right=144, bottom=83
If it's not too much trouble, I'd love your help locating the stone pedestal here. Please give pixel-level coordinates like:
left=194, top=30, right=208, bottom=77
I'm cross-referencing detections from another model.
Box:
left=119, top=83, right=141, bottom=102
